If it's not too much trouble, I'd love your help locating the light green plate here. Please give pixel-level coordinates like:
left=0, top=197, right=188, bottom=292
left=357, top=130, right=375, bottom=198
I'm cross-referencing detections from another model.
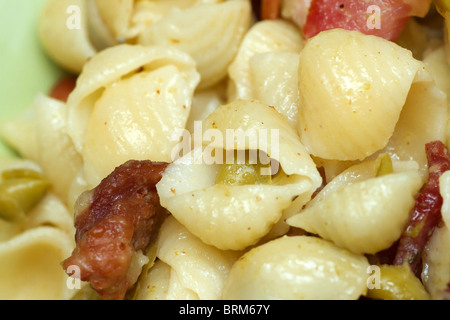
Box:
left=0, top=0, right=65, bottom=156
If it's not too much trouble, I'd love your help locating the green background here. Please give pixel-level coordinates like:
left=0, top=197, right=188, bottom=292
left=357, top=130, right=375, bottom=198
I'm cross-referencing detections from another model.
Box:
left=0, top=0, right=64, bottom=156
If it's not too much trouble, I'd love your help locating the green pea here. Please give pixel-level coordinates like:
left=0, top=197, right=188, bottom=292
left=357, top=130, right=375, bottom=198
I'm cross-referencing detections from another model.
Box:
left=215, top=163, right=272, bottom=186
left=2, top=168, right=45, bottom=180
left=366, top=264, right=430, bottom=300
left=374, top=153, right=393, bottom=177
left=0, top=177, right=49, bottom=221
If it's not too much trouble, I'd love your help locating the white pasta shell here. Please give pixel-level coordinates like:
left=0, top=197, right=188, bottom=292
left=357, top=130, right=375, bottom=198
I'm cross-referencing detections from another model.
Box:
left=421, top=171, right=450, bottom=299
left=249, top=52, right=301, bottom=129
left=309, top=158, right=421, bottom=208
left=287, top=171, right=423, bottom=254
left=91, top=0, right=226, bottom=45
left=222, top=235, right=369, bottom=300
left=91, top=0, right=134, bottom=42
left=139, top=1, right=251, bottom=89
left=157, top=100, right=322, bottom=251
left=382, top=67, right=448, bottom=175
left=32, top=95, right=86, bottom=207
left=228, top=19, right=304, bottom=101
left=153, top=216, right=239, bottom=300
left=0, top=227, right=75, bottom=300
left=38, top=0, right=97, bottom=73
left=422, top=226, right=450, bottom=300
left=298, top=29, right=423, bottom=161
left=66, top=44, right=200, bottom=186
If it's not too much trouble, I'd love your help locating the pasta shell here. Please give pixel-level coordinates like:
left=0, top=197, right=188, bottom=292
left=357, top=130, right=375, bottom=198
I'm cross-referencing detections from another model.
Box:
left=33, top=95, right=86, bottom=207
left=91, top=0, right=134, bottom=42
left=38, top=0, right=97, bottom=74
left=422, top=171, right=450, bottom=299
left=287, top=171, right=423, bottom=254
left=228, top=20, right=304, bottom=101
left=309, top=158, right=421, bottom=207
left=298, top=29, right=424, bottom=161
left=0, top=227, right=75, bottom=300
left=66, top=44, right=200, bottom=186
left=148, top=216, right=239, bottom=300
left=422, top=226, right=450, bottom=300
left=157, top=99, right=322, bottom=251
left=89, top=0, right=226, bottom=46
left=249, top=52, right=301, bottom=129
left=139, top=1, right=251, bottom=89
left=382, top=68, right=448, bottom=175
left=222, top=235, right=369, bottom=300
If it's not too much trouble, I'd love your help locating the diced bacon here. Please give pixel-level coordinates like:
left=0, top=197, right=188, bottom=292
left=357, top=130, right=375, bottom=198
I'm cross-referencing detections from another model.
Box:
left=393, top=141, right=450, bottom=275
left=62, top=160, right=169, bottom=300
left=261, top=0, right=281, bottom=19
left=302, top=0, right=419, bottom=41
left=49, top=77, right=77, bottom=102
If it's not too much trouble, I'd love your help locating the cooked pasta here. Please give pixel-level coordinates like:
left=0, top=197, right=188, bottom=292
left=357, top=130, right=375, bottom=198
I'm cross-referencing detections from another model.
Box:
left=297, top=28, right=447, bottom=163
left=228, top=19, right=304, bottom=101
left=287, top=171, right=423, bottom=254
left=222, top=235, right=370, bottom=300
left=421, top=171, right=450, bottom=299
left=139, top=0, right=251, bottom=89
left=1, top=0, right=450, bottom=301
left=156, top=99, right=321, bottom=251
left=39, top=0, right=97, bottom=74
left=135, top=216, right=239, bottom=300
left=66, top=44, right=200, bottom=187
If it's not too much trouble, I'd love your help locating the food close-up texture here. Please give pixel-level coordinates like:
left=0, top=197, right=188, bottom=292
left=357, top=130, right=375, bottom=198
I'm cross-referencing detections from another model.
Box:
left=0, top=0, right=450, bottom=301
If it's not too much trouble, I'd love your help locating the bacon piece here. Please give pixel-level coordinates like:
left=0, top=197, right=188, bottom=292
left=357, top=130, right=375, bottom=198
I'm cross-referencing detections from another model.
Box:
left=251, top=0, right=262, bottom=20
left=261, top=0, right=281, bottom=20
left=62, top=160, right=169, bottom=300
left=302, top=0, right=413, bottom=41
left=49, top=77, right=77, bottom=102
left=393, top=141, right=450, bottom=274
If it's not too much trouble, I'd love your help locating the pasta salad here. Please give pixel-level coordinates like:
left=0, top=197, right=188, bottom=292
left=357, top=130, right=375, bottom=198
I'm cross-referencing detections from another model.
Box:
left=0, top=0, right=450, bottom=300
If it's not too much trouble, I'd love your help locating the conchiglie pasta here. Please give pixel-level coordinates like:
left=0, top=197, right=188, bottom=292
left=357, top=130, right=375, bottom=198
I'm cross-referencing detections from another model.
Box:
left=1, top=94, right=89, bottom=208
left=90, top=0, right=135, bottom=42
left=66, top=44, right=200, bottom=187
left=297, top=29, right=442, bottom=162
left=138, top=259, right=200, bottom=300
left=381, top=67, right=447, bottom=175
left=21, top=193, right=75, bottom=237
left=0, top=227, right=75, bottom=300
left=38, top=0, right=97, bottom=74
left=33, top=94, right=87, bottom=208
left=157, top=99, right=322, bottom=251
left=249, top=52, right=301, bottom=129
left=309, top=157, right=420, bottom=209
left=135, top=216, right=239, bottom=300
left=139, top=1, right=251, bottom=89
left=186, top=83, right=226, bottom=134
left=422, top=171, right=450, bottom=299
left=90, top=0, right=226, bottom=46
left=0, top=107, right=42, bottom=163
left=228, top=19, right=304, bottom=101
left=287, top=171, right=423, bottom=254
left=222, top=236, right=369, bottom=300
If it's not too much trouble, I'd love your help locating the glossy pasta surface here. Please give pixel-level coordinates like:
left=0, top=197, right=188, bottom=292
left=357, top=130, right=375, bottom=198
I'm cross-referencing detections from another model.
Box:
left=0, top=0, right=449, bottom=301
